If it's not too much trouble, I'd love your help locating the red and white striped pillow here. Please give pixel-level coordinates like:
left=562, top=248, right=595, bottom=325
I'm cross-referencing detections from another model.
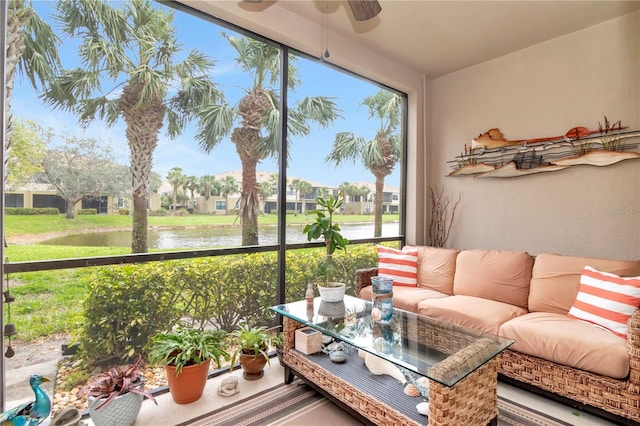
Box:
left=567, top=265, right=640, bottom=338
left=376, top=246, right=419, bottom=287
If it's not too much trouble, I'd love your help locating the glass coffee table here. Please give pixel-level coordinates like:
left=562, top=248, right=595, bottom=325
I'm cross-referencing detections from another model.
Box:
left=270, top=295, right=514, bottom=426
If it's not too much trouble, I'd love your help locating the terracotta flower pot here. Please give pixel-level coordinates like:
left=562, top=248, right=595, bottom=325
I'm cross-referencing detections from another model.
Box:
left=164, top=359, right=211, bottom=404
left=239, top=352, right=268, bottom=380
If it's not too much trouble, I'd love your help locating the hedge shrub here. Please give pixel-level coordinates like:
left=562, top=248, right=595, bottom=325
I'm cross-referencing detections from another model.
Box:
left=5, top=207, right=59, bottom=215
left=78, top=208, right=97, bottom=215
left=79, top=244, right=378, bottom=366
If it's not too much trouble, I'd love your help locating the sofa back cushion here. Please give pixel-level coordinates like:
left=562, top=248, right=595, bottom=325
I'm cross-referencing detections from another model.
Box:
left=406, top=246, right=459, bottom=295
left=529, top=253, right=640, bottom=314
left=453, top=249, right=534, bottom=309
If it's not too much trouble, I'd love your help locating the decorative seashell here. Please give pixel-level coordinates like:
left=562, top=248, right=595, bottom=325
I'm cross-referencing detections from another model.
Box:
left=322, top=334, right=333, bottom=344
left=416, top=377, right=429, bottom=388
left=404, top=384, right=420, bottom=397
left=329, top=350, right=347, bottom=363
left=416, top=401, right=429, bottom=416
left=371, top=307, right=382, bottom=321
left=364, top=353, right=406, bottom=384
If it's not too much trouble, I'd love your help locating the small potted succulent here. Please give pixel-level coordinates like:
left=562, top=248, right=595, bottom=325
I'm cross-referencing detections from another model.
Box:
left=83, top=354, right=156, bottom=426
left=303, top=195, right=349, bottom=302
left=230, top=322, right=273, bottom=380
left=147, top=323, right=230, bottom=404
left=269, top=329, right=285, bottom=367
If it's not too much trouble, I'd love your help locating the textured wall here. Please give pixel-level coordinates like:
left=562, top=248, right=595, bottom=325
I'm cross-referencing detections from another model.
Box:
left=429, top=12, right=640, bottom=259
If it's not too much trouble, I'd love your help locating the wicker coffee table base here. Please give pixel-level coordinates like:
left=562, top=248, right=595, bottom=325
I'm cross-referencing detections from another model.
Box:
left=283, top=317, right=499, bottom=426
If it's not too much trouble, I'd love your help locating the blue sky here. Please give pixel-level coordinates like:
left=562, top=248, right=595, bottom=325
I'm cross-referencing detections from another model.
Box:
left=13, top=1, right=401, bottom=189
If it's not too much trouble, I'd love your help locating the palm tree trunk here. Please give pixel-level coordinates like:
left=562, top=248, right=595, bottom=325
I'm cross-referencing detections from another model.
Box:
left=374, top=175, right=384, bottom=237
left=132, top=195, right=148, bottom=253
left=119, top=83, right=165, bottom=253
left=240, top=157, right=259, bottom=246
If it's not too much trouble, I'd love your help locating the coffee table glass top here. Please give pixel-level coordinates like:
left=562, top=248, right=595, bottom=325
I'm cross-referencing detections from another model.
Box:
left=271, top=295, right=514, bottom=386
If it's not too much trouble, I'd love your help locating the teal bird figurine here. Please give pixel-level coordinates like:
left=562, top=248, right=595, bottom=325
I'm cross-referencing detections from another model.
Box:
left=0, top=375, right=51, bottom=426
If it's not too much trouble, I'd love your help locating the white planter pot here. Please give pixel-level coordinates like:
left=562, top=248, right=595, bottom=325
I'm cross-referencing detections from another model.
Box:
left=317, top=282, right=346, bottom=302
left=88, top=391, right=143, bottom=426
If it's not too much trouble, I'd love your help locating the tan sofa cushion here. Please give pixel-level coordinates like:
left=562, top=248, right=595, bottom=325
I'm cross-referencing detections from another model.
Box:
left=529, top=253, right=640, bottom=314
left=406, top=246, right=459, bottom=295
left=359, top=285, right=447, bottom=313
left=417, top=295, right=527, bottom=335
left=499, top=312, right=629, bottom=379
left=453, top=249, right=534, bottom=309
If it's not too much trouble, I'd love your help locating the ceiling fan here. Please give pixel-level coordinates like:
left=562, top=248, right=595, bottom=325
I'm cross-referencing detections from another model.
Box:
left=242, top=0, right=382, bottom=22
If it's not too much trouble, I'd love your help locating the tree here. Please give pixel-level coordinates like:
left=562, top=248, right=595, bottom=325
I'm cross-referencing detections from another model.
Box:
left=185, top=176, right=200, bottom=211
left=326, top=90, right=402, bottom=236
left=200, top=175, right=218, bottom=214
left=43, top=0, right=225, bottom=253
left=338, top=181, right=353, bottom=211
left=42, top=135, right=130, bottom=219
left=6, top=119, right=46, bottom=189
left=297, top=180, right=313, bottom=215
left=258, top=181, right=274, bottom=214
left=219, top=175, right=239, bottom=215
left=167, top=167, right=187, bottom=212
left=197, top=34, right=342, bottom=245
left=5, top=0, right=60, bottom=186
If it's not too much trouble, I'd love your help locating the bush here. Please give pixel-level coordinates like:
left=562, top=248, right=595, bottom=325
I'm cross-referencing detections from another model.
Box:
left=5, top=207, right=59, bottom=215
left=78, top=208, right=97, bottom=215
left=148, top=209, right=168, bottom=216
left=78, top=245, right=378, bottom=366
left=118, top=208, right=130, bottom=215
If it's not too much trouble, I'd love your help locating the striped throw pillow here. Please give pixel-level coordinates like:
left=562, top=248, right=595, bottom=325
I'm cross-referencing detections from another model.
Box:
left=376, top=246, right=419, bottom=287
left=567, top=265, right=640, bottom=338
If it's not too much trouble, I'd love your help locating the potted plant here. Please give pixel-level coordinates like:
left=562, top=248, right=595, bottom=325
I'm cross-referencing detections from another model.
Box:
left=269, top=329, right=285, bottom=367
left=303, top=195, right=350, bottom=302
left=230, top=322, right=272, bottom=380
left=83, top=354, right=156, bottom=426
left=147, top=324, right=230, bottom=404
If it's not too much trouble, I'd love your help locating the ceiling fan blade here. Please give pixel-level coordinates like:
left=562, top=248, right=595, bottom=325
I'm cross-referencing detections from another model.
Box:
left=347, top=0, right=382, bottom=21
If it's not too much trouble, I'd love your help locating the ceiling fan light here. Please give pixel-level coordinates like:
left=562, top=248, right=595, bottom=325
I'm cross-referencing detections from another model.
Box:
left=347, top=0, right=382, bottom=21
left=242, top=0, right=263, bottom=3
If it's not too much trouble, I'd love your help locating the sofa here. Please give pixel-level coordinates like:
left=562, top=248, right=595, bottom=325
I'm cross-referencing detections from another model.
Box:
left=355, top=246, right=640, bottom=425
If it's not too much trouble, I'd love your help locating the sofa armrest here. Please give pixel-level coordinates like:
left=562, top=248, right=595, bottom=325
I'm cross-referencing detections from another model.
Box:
left=628, top=309, right=640, bottom=388
left=355, top=267, right=378, bottom=296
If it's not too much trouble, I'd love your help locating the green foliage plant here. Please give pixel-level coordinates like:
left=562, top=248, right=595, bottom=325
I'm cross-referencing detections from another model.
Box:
left=303, top=195, right=349, bottom=286
left=229, top=321, right=272, bottom=369
left=147, top=324, right=230, bottom=375
left=83, top=354, right=156, bottom=410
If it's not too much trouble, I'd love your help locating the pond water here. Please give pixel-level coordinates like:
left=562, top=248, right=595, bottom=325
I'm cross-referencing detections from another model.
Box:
left=40, top=222, right=400, bottom=249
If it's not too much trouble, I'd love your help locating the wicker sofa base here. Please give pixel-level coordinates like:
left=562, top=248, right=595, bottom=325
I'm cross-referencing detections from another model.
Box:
left=283, top=316, right=499, bottom=426
left=498, top=349, right=640, bottom=425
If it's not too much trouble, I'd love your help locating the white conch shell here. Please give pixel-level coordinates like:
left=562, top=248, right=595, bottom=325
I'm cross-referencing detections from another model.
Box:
left=416, top=401, right=429, bottom=416
left=364, top=353, right=406, bottom=384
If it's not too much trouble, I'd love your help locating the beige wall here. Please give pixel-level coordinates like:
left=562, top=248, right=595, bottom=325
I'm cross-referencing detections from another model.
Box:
left=429, top=12, right=640, bottom=259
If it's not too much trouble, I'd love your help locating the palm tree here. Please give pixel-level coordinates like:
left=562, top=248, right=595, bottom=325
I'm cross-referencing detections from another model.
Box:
left=258, top=181, right=274, bottom=214
left=326, top=90, right=402, bottom=237
left=338, top=182, right=353, bottom=212
left=290, top=178, right=303, bottom=214
left=197, top=34, right=342, bottom=245
left=167, top=167, right=187, bottom=212
left=297, top=180, right=313, bottom=215
left=5, top=0, right=60, bottom=185
left=42, top=0, right=225, bottom=253
left=200, top=175, right=218, bottom=214
left=219, top=175, right=239, bottom=216
left=185, top=176, right=200, bottom=211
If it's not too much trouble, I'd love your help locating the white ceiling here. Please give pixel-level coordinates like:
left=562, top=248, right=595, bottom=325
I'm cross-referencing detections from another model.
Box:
left=198, top=1, right=640, bottom=78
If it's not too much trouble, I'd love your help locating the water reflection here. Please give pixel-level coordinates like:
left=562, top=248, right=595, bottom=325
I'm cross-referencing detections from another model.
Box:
left=40, top=222, right=399, bottom=249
